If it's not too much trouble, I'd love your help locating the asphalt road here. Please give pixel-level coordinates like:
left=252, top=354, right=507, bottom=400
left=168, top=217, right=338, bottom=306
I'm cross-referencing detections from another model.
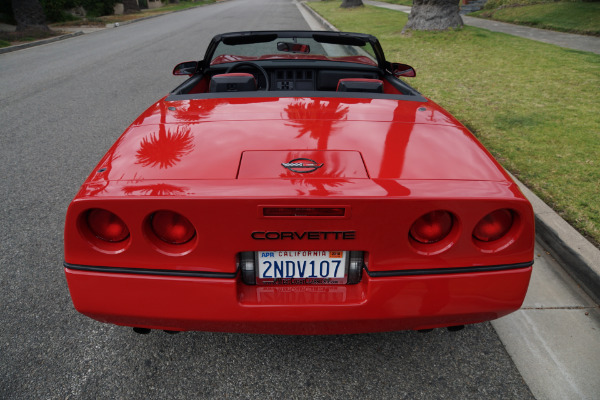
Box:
left=0, top=0, right=534, bottom=398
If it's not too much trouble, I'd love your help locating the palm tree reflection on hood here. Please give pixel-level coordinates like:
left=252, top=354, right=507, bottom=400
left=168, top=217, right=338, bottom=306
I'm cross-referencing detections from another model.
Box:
left=284, top=99, right=349, bottom=149
left=121, top=183, right=188, bottom=196
left=136, top=126, right=194, bottom=169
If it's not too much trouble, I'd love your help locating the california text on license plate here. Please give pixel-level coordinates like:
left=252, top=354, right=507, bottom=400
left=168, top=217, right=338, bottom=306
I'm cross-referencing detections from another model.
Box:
left=256, top=251, right=348, bottom=285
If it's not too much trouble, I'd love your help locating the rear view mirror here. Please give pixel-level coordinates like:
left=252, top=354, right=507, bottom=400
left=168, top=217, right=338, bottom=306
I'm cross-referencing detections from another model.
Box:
left=391, top=63, right=416, bottom=78
left=277, top=42, right=310, bottom=54
left=173, top=61, right=198, bottom=76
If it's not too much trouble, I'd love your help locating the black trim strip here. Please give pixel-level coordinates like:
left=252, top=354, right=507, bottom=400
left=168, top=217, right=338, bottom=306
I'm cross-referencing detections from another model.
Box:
left=165, top=91, right=427, bottom=103
left=64, top=261, right=533, bottom=280
left=64, top=262, right=238, bottom=279
left=365, top=262, right=533, bottom=278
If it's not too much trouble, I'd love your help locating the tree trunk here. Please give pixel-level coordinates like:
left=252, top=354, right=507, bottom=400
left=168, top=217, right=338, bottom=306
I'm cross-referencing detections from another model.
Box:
left=340, top=0, right=364, bottom=8
left=123, top=0, right=140, bottom=14
left=403, top=0, right=463, bottom=32
left=11, top=0, right=48, bottom=31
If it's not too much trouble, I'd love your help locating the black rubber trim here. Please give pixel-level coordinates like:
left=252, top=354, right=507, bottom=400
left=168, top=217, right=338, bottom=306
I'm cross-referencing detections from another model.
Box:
left=64, top=262, right=238, bottom=279
left=64, top=261, right=533, bottom=280
left=365, top=261, right=533, bottom=277
left=165, top=91, right=427, bottom=102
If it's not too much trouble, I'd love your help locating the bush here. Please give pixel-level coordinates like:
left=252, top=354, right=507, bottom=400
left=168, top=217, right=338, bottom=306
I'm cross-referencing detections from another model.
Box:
left=79, top=0, right=117, bottom=18
left=41, top=0, right=70, bottom=22
left=39, top=0, right=117, bottom=21
left=0, top=0, right=15, bottom=24
left=0, top=0, right=117, bottom=24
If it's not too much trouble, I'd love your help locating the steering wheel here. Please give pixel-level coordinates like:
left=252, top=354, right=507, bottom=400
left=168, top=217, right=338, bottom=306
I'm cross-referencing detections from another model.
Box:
left=226, top=62, right=270, bottom=91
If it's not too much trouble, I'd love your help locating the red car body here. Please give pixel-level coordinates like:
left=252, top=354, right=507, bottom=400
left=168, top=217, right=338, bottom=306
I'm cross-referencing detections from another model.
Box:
left=64, top=31, right=534, bottom=334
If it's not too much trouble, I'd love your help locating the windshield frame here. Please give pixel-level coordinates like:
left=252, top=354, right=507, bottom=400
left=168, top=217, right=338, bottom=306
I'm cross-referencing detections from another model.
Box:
left=201, top=31, right=388, bottom=70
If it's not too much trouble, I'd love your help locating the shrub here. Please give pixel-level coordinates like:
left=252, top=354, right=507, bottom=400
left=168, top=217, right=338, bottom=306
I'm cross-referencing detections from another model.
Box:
left=39, top=0, right=117, bottom=21
left=79, top=0, right=118, bottom=18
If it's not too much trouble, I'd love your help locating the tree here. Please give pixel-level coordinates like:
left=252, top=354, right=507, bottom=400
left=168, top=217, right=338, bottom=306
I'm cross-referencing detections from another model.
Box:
left=11, top=0, right=48, bottom=31
left=340, top=0, right=363, bottom=8
left=123, top=0, right=140, bottom=13
left=403, top=0, right=463, bottom=32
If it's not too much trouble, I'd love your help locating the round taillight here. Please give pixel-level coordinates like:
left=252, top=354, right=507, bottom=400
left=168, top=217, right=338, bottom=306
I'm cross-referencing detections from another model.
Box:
left=410, top=210, right=453, bottom=244
left=473, top=209, right=514, bottom=242
left=150, top=211, right=195, bottom=244
left=87, top=209, right=129, bottom=242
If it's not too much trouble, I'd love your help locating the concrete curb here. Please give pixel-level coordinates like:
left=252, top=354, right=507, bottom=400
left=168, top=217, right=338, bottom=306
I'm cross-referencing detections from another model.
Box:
left=0, top=31, right=84, bottom=55
left=300, top=1, right=339, bottom=32
left=300, top=0, right=600, bottom=304
left=510, top=176, right=600, bottom=304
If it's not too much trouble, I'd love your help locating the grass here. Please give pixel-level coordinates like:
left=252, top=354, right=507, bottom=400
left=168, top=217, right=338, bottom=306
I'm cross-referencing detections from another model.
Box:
left=0, top=29, right=65, bottom=48
left=370, top=0, right=413, bottom=6
left=309, top=1, right=600, bottom=246
left=472, top=1, right=600, bottom=36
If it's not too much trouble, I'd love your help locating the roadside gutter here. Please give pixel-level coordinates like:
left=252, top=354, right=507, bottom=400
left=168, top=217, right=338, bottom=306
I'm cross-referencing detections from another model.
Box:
left=0, top=31, right=84, bottom=55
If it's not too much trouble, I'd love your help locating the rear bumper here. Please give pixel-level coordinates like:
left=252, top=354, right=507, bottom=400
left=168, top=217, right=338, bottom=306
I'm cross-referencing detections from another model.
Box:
left=64, top=263, right=532, bottom=335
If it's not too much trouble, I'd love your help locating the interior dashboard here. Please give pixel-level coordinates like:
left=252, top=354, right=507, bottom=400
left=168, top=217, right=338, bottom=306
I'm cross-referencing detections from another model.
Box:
left=171, top=60, right=418, bottom=97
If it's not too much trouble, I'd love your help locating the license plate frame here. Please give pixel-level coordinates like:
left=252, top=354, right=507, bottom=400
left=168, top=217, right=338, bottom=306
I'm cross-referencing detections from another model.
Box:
left=255, top=251, right=349, bottom=285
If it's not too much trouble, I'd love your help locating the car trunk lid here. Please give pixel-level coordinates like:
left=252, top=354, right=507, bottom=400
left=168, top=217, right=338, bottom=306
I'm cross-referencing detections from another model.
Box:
left=88, top=97, right=507, bottom=184
left=237, top=150, right=369, bottom=179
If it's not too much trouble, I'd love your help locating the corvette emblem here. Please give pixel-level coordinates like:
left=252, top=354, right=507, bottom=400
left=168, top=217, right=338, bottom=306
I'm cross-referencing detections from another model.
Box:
left=281, top=158, right=324, bottom=173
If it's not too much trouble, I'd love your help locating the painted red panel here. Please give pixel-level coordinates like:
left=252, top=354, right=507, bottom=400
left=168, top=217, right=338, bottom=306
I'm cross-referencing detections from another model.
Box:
left=64, top=179, right=534, bottom=274
left=65, top=266, right=532, bottom=334
left=86, top=97, right=505, bottom=182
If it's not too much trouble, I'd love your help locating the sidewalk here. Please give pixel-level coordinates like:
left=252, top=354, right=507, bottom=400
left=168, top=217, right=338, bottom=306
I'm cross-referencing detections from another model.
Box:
left=364, top=0, right=600, bottom=55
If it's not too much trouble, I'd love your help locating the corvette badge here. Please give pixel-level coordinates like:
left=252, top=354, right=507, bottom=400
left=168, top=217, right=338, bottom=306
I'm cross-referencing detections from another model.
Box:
left=281, top=158, right=324, bottom=173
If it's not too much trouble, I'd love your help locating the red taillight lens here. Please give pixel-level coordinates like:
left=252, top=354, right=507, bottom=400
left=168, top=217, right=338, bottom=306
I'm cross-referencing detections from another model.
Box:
left=150, top=211, right=195, bottom=244
left=410, top=210, right=453, bottom=244
left=473, top=209, right=514, bottom=242
left=86, top=209, right=129, bottom=242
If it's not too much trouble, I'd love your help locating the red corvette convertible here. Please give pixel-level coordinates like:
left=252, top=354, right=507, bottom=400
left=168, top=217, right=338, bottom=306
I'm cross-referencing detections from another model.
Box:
left=64, top=31, right=534, bottom=334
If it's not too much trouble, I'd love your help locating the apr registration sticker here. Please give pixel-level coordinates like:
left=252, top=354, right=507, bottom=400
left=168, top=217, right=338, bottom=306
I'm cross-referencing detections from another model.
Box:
left=257, top=251, right=348, bottom=285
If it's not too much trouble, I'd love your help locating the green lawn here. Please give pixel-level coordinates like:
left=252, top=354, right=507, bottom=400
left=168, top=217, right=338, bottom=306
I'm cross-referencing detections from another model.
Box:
left=370, top=0, right=413, bottom=6
left=310, top=1, right=600, bottom=246
left=472, top=1, right=600, bottom=36
left=0, top=29, right=63, bottom=48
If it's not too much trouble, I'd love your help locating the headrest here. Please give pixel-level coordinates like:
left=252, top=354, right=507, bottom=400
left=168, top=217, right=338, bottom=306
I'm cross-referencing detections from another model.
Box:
left=209, top=73, right=256, bottom=92
left=337, top=78, right=384, bottom=93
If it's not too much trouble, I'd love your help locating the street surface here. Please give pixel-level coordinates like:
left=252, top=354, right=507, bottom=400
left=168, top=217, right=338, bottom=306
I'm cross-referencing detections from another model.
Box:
left=0, top=0, right=596, bottom=398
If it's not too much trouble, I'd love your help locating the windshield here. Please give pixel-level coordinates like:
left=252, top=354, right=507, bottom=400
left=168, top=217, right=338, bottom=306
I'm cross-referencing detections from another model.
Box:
left=209, top=33, right=379, bottom=67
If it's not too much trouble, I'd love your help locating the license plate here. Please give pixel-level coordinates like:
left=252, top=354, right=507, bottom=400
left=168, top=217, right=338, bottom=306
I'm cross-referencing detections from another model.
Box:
left=256, top=251, right=348, bottom=285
